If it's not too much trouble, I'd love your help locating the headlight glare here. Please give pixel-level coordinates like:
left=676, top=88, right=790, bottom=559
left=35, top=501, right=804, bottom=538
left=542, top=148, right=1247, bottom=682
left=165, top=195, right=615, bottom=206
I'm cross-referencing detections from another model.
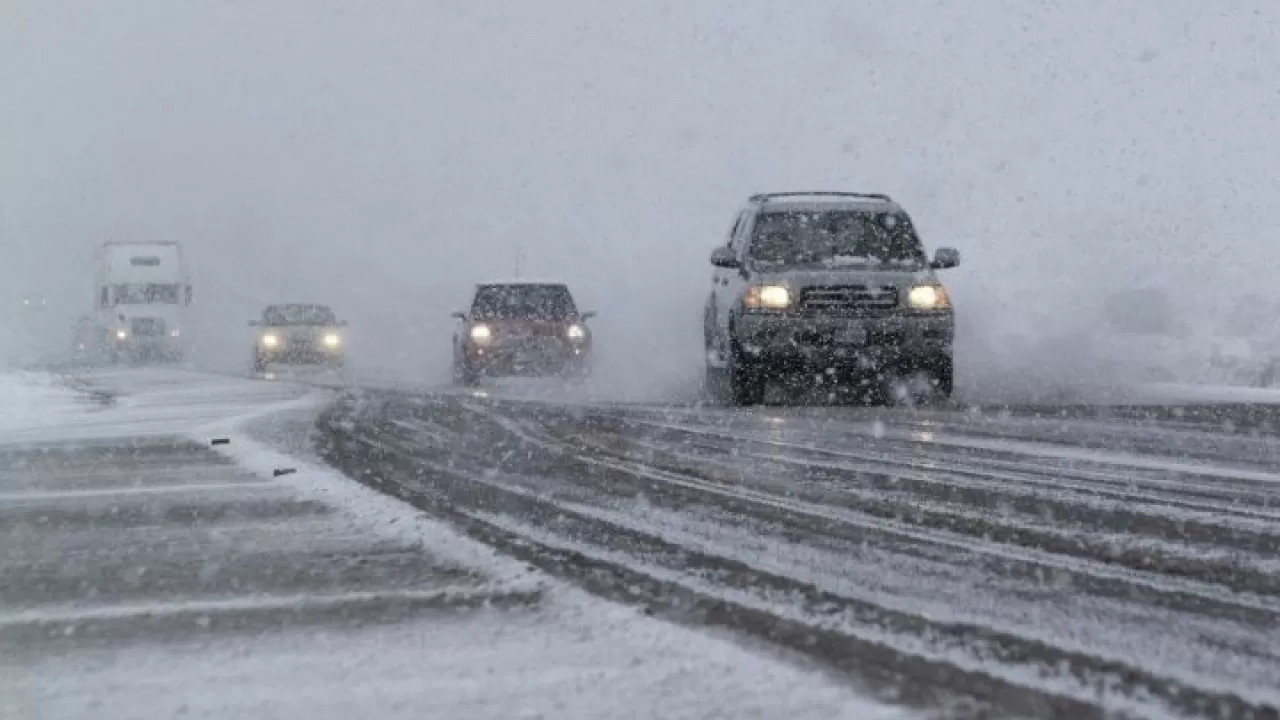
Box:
left=261, top=333, right=279, bottom=348
left=469, top=324, right=493, bottom=344
left=115, top=329, right=128, bottom=340
left=323, top=333, right=341, bottom=347
left=566, top=324, right=586, bottom=341
left=744, top=284, right=791, bottom=310
left=907, top=284, right=950, bottom=310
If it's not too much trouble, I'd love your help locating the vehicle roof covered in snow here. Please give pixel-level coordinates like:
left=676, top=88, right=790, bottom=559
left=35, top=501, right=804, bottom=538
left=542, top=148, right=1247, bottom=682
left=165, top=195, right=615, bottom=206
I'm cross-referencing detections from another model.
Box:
left=476, top=279, right=570, bottom=287
left=749, top=191, right=901, bottom=213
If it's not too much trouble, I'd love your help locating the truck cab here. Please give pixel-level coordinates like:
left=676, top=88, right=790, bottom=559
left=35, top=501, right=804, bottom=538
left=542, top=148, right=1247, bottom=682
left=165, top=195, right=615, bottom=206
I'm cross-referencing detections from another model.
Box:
left=94, top=243, right=191, bottom=363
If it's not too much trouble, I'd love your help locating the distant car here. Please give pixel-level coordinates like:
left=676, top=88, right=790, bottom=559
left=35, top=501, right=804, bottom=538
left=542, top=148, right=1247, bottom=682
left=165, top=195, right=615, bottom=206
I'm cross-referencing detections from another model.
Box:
left=704, top=191, right=960, bottom=405
left=250, top=304, right=347, bottom=372
left=452, top=282, right=594, bottom=385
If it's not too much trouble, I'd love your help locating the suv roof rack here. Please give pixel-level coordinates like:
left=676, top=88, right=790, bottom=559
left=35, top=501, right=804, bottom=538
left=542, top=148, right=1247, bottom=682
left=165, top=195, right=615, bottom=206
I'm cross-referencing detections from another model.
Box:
left=749, top=191, right=893, bottom=203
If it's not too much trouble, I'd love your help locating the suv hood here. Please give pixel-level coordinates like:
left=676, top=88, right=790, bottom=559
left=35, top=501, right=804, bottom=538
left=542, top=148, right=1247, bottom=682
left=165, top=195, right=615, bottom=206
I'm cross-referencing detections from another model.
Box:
left=749, top=268, right=934, bottom=289
left=475, top=317, right=579, bottom=333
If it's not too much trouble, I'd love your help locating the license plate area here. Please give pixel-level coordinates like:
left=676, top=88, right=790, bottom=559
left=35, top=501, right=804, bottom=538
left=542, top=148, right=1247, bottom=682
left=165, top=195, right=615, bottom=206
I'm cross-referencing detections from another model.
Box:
left=833, top=326, right=867, bottom=345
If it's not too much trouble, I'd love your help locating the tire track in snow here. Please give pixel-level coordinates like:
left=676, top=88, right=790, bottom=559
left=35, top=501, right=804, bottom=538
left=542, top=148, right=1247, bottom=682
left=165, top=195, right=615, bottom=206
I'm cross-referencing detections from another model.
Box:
left=316, top=392, right=1280, bottom=718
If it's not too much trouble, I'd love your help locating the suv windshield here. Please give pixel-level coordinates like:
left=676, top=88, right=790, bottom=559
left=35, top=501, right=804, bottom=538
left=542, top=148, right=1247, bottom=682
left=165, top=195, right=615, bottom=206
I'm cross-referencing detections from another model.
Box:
left=472, top=284, right=577, bottom=319
left=263, top=304, right=337, bottom=326
left=749, top=210, right=927, bottom=270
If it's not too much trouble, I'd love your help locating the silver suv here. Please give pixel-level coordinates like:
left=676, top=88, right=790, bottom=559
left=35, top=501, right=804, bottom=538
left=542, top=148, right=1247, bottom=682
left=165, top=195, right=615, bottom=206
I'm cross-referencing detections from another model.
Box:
left=703, top=192, right=960, bottom=405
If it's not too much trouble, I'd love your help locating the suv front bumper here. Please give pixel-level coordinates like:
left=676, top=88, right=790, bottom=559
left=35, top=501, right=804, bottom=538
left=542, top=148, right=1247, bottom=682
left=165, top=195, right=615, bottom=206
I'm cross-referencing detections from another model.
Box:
left=733, top=311, right=952, bottom=371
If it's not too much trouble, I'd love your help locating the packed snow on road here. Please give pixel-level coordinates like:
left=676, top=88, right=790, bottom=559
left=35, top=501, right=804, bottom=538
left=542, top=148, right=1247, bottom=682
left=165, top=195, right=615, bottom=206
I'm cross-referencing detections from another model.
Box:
left=0, top=370, right=906, bottom=720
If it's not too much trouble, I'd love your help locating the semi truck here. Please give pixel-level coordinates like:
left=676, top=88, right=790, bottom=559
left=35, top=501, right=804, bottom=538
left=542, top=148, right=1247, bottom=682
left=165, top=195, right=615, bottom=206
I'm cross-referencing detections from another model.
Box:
left=94, top=242, right=192, bottom=363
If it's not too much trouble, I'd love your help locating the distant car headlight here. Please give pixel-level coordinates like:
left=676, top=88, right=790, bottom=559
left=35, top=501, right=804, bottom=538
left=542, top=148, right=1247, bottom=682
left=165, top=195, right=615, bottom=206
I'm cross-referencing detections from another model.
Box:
left=115, top=329, right=128, bottom=340
left=907, top=284, right=951, bottom=311
left=323, top=333, right=341, bottom=347
left=469, top=324, right=493, bottom=344
left=261, top=333, right=279, bottom=348
left=566, top=324, right=587, bottom=341
left=743, top=284, right=791, bottom=310
left=170, top=329, right=181, bottom=338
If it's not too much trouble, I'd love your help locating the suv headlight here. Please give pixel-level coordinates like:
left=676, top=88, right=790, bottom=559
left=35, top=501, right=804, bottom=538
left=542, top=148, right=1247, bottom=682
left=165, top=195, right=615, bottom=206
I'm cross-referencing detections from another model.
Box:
left=260, top=333, right=279, bottom=348
left=469, top=324, right=493, bottom=344
left=322, top=332, right=341, bottom=347
left=566, top=324, right=587, bottom=341
left=906, top=284, right=951, bottom=311
left=743, top=284, right=792, bottom=310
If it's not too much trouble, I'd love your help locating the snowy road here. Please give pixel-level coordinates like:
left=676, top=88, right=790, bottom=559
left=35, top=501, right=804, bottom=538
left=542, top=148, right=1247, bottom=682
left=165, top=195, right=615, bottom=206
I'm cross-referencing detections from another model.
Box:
left=0, top=370, right=904, bottom=720
left=317, top=386, right=1280, bottom=719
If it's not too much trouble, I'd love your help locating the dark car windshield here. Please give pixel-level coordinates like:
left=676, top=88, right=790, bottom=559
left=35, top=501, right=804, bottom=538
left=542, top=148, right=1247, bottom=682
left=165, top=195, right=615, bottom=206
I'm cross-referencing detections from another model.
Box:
left=749, top=210, right=927, bottom=270
left=263, top=304, right=338, bottom=326
left=471, top=284, right=577, bottom=319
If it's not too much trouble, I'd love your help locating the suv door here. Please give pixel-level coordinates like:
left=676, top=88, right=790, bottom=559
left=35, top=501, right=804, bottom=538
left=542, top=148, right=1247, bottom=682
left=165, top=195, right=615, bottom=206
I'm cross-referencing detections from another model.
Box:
left=711, top=209, right=754, bottom=350
left=706, top=212, right=741, bottom=348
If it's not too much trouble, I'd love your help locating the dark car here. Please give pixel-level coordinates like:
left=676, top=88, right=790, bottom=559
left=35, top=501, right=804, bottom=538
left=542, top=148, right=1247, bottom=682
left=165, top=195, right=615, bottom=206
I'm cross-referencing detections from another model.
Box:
left=704, top=191, right=960, bottom=405
left=452, top=282, right=594, bottom=385
left=250, top=303, right=347, bottom=372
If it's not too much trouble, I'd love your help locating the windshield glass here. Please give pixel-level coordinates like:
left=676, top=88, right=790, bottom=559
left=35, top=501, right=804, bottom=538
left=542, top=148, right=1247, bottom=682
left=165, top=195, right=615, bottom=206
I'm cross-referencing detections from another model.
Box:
left=749, top=210, right=927, bottom=269
left=112, top=283, right=180, bottom=304
left=471, top=284, right=577, bottom=319
left=263, top=304, right=337, bottom=325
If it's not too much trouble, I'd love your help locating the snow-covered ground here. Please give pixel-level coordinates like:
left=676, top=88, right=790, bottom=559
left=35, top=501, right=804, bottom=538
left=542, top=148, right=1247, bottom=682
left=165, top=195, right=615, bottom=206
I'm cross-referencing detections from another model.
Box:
left=0, top=368, right=907, bottom=720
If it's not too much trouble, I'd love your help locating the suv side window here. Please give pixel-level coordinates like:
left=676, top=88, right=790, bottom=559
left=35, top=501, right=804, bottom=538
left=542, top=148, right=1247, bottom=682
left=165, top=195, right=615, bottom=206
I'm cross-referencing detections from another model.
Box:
left=729, top=209, right=753, bottom=257
left=726, top=212, right=743, bottom=247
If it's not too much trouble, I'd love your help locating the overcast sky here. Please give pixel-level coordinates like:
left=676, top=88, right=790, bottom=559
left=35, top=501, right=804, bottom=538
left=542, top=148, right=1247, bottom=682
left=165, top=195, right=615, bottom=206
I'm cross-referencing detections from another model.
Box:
left=4, top=1, right=1278, bottom=397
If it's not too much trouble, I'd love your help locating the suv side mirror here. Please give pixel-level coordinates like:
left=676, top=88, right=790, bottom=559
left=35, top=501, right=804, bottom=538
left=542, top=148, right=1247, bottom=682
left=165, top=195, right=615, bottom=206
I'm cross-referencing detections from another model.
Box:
left=451, top=311, right=467, bottom=321
left=580, top=311, right=597, bottom=321
left=710, top=247, right=740, bottom=268
left=931, top=247, right=960, bottom=270
left=249, top=320, right=260, bottom=327
left=337, top=320, right=349, bottom=327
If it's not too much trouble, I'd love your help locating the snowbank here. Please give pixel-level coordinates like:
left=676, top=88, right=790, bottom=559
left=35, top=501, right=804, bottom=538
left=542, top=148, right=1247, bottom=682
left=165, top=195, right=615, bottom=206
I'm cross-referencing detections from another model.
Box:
left=0, top=373, right=93, bottom=438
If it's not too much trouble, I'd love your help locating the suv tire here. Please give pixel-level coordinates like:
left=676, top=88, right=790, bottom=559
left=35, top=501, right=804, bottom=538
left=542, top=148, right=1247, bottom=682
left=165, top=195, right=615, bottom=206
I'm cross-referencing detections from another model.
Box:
left=929, top=354, right=954, bottom=398
left=705, top=338, right=766, bottom=406
left=728, top=360, right=766, bottom=405
left=452, top=361, right=479, bottom=387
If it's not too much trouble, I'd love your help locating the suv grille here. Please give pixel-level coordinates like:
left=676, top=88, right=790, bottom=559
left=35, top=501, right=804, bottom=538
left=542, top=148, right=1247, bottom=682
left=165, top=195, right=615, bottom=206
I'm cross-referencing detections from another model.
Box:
left=130, top=317, right=166, bottom=337
left=799, top=285, right=898, bottom=313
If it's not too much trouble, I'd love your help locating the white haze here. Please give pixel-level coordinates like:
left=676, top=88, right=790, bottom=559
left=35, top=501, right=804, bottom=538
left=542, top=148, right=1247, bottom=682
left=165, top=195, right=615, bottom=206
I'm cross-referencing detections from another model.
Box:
left=4, top=1, right=1279, bottom=401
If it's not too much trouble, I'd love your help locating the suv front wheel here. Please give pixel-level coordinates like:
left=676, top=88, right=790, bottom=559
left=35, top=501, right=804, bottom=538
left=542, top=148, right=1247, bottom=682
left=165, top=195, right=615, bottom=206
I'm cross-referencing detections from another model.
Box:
left=705, top=335, right=766, bottom=406
left=886, top=354, right=953, bottom=405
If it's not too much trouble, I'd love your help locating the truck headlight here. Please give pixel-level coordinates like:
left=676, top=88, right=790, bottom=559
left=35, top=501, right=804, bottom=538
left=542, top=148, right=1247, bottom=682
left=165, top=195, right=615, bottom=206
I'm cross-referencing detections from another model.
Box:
left=261, top=333, right=279, bottom=348
left=907, top=284, right=951, bottom=311
left=566, top=324, right=586, bottom=341
left=322, top=333, right=341, bottom=347
left=743, top=285, right=791, bottom=310
left=469, top=324, right=493, bottom=344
